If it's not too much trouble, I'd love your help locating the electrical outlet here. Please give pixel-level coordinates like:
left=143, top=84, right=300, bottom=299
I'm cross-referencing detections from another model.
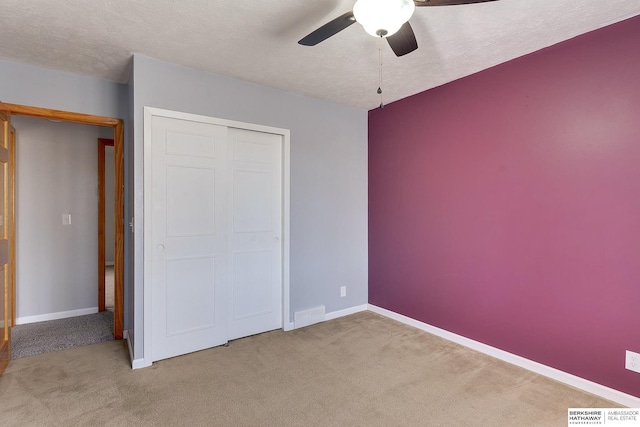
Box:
left=626, top=350, right=640, bottom=373
left=340, top=286, right=346, bottom=297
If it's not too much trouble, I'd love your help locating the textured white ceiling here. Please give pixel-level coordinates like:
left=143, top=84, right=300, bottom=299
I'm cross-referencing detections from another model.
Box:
left=1, top=0, right=639, bottom=110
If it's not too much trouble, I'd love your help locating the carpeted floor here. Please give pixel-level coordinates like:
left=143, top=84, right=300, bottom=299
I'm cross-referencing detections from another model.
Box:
left=11, top=311, right=114, bottom=359
left=0, top=311, right=620, bottom=426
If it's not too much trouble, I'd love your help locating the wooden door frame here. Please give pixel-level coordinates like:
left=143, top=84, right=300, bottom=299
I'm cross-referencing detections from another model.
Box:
left=0, top=105, right=14, bottom=375
left=5, top=103, right=124, bottom=340
left=98, top=138, right=114, bottom=312
left=9, top=126, right=15, bottom=329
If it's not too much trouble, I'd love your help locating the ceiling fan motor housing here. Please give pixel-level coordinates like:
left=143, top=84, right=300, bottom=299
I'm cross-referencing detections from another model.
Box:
left=353, top=0, right=416, bottom=38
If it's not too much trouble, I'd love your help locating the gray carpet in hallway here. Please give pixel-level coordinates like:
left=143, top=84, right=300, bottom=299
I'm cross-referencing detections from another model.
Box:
left=11, top=311, right=114, bottom=359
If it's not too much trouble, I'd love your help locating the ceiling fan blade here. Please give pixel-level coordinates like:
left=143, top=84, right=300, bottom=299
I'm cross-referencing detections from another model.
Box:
left=386, top=22, right=418, bottom=57
left=414, top=0, right=498, bottom=6
left=298, top=11, right=357, bottom=46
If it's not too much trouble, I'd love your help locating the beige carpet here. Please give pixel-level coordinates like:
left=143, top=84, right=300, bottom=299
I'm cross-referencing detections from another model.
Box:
left=0, top=312, right=619, bottom=426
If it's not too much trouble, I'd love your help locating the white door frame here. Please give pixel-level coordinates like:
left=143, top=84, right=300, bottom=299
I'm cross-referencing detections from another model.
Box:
left=142, top=106, right=291, bottom=368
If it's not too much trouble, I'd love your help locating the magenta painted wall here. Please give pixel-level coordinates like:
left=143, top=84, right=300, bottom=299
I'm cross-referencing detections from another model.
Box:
left=368, top=15, right=640, bottom=398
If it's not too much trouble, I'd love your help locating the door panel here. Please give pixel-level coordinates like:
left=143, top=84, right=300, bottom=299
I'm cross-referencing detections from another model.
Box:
left=0, top=103, right=13, bottom=376
left=165, top=256, right=217, bottom=335
left=166, top=165, right=216, bottom=236
left=227, top=128, right=282, bottom=341
left=232, top=250, right=274, bottom=319
left=151, top=116, right=229, bottom=362
left=233, top=170, right=273, bottom=232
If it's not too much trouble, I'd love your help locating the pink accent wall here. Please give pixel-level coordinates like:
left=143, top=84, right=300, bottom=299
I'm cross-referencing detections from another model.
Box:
left=368, top=15, right=640, bottom=397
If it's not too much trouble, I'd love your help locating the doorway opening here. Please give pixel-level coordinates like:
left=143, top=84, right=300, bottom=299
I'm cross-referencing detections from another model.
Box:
left=98, top=138, right=115, bottom=313
left=5, top=103, right=124, bottom=344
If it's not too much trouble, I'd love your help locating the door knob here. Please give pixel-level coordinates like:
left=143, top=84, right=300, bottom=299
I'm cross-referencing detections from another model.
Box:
left=157, top=244, right=165, bottom=251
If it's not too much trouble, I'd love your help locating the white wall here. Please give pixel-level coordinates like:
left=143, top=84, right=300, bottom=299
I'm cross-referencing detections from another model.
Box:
left=132, top=55, right=368, bottom=362
left=13, top=116, right=113, bottom=322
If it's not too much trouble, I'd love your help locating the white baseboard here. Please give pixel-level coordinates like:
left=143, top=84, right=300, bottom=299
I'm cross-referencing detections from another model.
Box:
left=129, top=343, right=148, bottom=369
left=16, top=307, right=99, bottom=325
left=286, top=304, right=369, bottom=331
left=125, top=329, right=151, bottom=369
left=325, top=304, right=368, bottom=321
left=368, top=305, right=640, bottom=408
left=134, top=356, right=153, bottom=369
left=130, top=355, right=148, bottom=370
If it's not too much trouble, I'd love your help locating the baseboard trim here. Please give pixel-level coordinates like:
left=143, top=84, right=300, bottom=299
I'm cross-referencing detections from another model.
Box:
left=124, top=329, right=152, bottom=369
left=134, top=358, right=153, bottom=369
left=131, top=357, right=148, bottom=370
left=325, top=304, right=368, bottom=322
left=16, top=307, right=99, bottom=325
left=284, top=304, right=368, bottom=331
left=368, top=304, right=640, bottom=408
left=127, top=340, right=144, bottom=370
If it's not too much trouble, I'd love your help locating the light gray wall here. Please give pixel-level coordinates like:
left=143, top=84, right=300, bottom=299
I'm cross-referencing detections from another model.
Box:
left=13, top=116, right=112, bottom=321
left=132, top=55, right=368, bottom=360
left=105, top=146, right=115, bottom=265
left=1, top=56, right=368, bottom=363
left=0, top=59, right=126, bottom=118
left=0, top=58, right=130, bottom=326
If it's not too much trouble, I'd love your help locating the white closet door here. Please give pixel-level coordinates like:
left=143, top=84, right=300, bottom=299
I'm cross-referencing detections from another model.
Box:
left=151, top=116, right=229, bottom=361
left=227, top=128, right=283, bottom=340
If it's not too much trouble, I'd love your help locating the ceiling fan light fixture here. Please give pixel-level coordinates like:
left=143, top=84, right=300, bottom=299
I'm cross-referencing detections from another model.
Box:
left=353, top=0, right=415, bottom=38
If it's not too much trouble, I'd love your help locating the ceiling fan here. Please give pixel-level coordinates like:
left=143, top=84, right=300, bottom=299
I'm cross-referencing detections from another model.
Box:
left=299, top=0, right=499, bottom=57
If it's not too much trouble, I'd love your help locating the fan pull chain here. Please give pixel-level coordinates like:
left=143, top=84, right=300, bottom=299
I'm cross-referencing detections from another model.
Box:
left=378, top=35, right=384, bottom=108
